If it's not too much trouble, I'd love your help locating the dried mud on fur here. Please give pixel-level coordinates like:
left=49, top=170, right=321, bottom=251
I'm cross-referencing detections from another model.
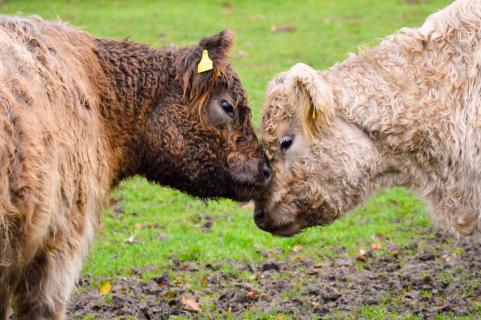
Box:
left=66, top=227, right=481, bottom=319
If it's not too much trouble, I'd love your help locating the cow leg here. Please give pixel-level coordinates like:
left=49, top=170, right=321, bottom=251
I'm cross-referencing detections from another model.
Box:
left=11, top=241, right=86, bottom=320
left=0, top=274, right=10, bottom=320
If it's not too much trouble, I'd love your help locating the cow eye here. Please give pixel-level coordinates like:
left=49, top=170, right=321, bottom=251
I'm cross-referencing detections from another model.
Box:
left=280, top=136, right=294, bottom=153
left=221, top=100, right=235, bottom=117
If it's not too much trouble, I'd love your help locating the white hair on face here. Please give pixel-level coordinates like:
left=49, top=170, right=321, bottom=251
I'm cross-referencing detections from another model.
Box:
left=260, top=0, right=481, bottom=237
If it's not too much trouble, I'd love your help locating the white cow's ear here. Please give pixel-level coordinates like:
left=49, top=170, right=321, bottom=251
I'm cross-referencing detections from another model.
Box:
left=289, top=63, right=335, bottom=140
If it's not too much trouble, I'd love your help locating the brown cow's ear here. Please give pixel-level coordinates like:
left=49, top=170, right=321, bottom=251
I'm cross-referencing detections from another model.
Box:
left=176, top=30, right=234, bottom=109
left=198, top=30, right=234, bottom=72
left=289, top=63, right=335, bottom=140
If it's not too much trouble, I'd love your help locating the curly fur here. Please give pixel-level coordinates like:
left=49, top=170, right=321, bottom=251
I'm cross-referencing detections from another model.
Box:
left=257, top=0, right=481, bottom=237
left=0, top=16, right=267, bottom=319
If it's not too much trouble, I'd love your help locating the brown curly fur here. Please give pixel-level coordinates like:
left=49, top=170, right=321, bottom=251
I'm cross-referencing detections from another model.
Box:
left=0, top=16, right=268, bottom=319
left=256, top=0, right=481, bottom=237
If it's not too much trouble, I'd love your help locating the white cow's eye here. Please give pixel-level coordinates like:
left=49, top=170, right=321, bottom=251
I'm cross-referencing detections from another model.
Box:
left=280, top=136, right=294, bottom=153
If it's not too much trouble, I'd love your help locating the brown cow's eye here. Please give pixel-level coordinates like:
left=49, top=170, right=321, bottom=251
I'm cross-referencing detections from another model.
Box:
left=280, top=136, right=294, bottom=153
left=221, top=100, right=235, bottom=118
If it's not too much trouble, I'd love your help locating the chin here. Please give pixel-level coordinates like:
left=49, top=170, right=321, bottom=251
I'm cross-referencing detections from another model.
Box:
left=263, top=222, right=303, bottom=237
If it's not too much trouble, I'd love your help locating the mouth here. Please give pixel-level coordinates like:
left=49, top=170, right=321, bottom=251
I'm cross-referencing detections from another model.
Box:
left=263, top=223, right=302, bottom=237
left=229, top=173, right=270, bottom=202
left=232, top=182, right=267, bottom=202
left=253, top=204, right=303, bottom=237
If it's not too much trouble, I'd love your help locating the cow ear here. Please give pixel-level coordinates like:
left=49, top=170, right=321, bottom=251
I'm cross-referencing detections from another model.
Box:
left=198, top=29, right=234, bottom=72
left=289, top=63, right=335, bottom=140
left=175, top=30, right=234, bottom=108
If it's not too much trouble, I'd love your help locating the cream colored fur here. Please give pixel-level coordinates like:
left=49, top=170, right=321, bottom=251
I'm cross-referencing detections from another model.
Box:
left=259, top=0, right=481, bottom=237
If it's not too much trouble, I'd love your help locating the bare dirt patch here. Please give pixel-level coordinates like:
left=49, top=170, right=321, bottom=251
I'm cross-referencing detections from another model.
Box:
left=68, top=228, right=481, bottom=319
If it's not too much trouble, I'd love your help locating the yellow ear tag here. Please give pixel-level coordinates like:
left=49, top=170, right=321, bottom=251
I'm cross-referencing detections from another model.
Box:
left=312, top=107, right=317, bottom=120
left=214, top=69, right=221, bottom=78
left=197, top=50, right=214, bottom=73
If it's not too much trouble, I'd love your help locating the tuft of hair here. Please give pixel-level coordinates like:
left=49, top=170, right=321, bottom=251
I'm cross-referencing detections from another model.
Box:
left=287, top=63, right=336, bottom=140
left=175, top=30, right=234, bottom=114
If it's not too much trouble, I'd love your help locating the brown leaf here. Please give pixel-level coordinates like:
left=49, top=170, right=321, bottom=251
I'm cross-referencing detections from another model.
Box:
left=370, top=236, right=382, bottom=251
left=247, top=291, right=257, bottom=298
left=355, top=249, right=367, bottom=262
left=181, top=296, right=202, bottom=313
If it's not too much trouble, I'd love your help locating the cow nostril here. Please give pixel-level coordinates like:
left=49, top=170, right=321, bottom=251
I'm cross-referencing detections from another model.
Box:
left=253, top=207, right=265, bottom=225
left=261, top=165, right=272, bottom=183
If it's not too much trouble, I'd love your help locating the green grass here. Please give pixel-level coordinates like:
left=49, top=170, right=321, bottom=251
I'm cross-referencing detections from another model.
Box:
left=1, top=0, right=460, bottom=318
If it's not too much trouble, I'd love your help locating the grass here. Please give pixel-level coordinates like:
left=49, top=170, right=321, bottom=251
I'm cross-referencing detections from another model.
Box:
left=0, top=0, right=461, bottom=319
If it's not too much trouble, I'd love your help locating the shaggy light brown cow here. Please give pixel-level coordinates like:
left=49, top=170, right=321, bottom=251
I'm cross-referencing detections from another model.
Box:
left=0, top=16, right=271, bottom=319
left=255, top=0, right=481, bottom=237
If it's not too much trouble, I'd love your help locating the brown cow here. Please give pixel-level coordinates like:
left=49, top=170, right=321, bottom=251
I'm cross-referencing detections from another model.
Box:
left=0, top=16, right=270, bottom=319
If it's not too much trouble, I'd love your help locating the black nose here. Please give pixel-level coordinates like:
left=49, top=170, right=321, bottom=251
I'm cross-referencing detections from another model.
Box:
left=253, top=202, right=267, bottom=230
left=261, top=164, right=272, bottom=185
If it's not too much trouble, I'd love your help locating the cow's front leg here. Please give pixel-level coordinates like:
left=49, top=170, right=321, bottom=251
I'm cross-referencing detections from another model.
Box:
left=11, top=238, right=87, bottom=320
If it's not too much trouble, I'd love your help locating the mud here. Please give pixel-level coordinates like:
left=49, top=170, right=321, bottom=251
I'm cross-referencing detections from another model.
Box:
left=68, top=228, right=481, bottom=319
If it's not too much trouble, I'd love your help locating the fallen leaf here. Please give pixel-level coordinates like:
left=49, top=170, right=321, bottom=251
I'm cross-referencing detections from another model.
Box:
left=292, top=245, right=303, bottom=253
left=181, top=296, right=202, bottom=313
left=163, top=290, right=177, bottom=300
left=135, top=223, right=142, bottom=230
left=271, top=24, right=296, bottom=33
left=370, top=236, right=382, bottom=251
left=441, top=252, right=452, bottom=261
left=125, top=234, right=136, bottom=244
left=356, top=249, right=367, bottom=262
left=387, top=244, right=400, bottom=255
left=201, top=276, right=208, bottom=287
left=291, top=255, right=302, bottom=263
left=99, top=281, right=112, bottom=295
left=247, top=291, right=257, bottom=298
left=260, top=250, right=274, bottom=258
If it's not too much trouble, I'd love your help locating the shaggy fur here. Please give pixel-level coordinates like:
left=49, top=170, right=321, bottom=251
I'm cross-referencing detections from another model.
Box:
left=255, top=0, right=481, bottom=237
left=0, top=16, right=269, bottom=319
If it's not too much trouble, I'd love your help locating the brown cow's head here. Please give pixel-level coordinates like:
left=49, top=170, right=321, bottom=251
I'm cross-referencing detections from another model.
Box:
left=140, top=31, right=271, bottom=201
